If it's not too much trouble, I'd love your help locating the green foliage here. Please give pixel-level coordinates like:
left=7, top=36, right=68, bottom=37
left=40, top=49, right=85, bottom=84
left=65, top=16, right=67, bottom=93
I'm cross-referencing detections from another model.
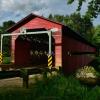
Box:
left=0, top=74, right=100, bottom=100
left=86, top=0, right=100, bottom=19
left=67, top=0, right=100, bottom=19
left=92, top=25, right=100, bottom=45
left=48, top=14, right=53, bottom=20
left=90, top=56, right=100, bottom=72
left=48, top=0, right=99, bottom=43
left=2, top=37, right=11, bottom=57
left=0, top=20, right=15, bottom=34
left=76, top=66, right=99, bottom=79
left=48, top=13, right=94, bottom=40
left=67, top=0, right=74, bottom=4
left=0, top=20, right=15, bottom=57
left=3, top=57, right=10, bottom=64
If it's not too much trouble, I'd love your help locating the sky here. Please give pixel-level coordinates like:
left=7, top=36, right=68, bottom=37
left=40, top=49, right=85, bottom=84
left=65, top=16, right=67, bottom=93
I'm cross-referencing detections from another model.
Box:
left=0, top=0, right=99, bottom=26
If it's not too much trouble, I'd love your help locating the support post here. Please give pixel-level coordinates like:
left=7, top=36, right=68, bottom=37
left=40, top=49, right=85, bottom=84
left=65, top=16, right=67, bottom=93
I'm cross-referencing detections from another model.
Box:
left=48, top=31, right=52, bottom=69
left=48, top=31, right=52, bottom=55
left=0, top=35, right=3, bottom=64
left=23, top=74, right=29, bottom=88
left=20, top=69, right=29, bottom=88
left=0, top=35, right=3, bottom=55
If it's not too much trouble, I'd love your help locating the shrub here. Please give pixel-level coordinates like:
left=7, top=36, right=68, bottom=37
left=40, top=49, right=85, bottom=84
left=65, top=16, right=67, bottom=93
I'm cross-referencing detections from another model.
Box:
left=76, top=66, right=99, bottom=79
left=3, top=57, right=10, bottom=64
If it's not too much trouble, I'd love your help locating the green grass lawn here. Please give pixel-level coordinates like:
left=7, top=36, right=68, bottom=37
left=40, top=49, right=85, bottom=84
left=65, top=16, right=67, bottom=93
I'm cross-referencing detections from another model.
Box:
left=0, top=74, right=100, bottom=100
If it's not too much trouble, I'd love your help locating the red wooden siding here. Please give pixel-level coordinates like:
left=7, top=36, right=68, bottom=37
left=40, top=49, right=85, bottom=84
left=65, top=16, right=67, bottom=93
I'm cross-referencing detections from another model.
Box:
left=15, top=39, right=31, bottom=65
left=62, top=35, right=95, bottom=74
left=11, top=17, right=62, bottom=67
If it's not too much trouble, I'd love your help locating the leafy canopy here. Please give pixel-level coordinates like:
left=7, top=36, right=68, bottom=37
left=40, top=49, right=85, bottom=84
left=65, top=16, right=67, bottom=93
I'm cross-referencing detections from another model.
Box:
left=67, top=0, right=100, bottom=19
left=48, top=13, right=93, bottom=39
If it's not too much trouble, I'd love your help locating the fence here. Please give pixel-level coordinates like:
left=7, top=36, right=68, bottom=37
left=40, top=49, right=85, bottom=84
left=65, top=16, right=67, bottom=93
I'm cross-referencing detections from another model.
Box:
left=0, top=67, right=58, bottom=88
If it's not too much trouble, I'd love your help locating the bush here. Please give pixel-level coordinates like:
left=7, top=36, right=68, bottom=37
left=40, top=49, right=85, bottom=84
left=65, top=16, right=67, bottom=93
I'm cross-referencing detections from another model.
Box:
left=3, top=51, right=10, bottom=57
left=76, top=66, right=99, bottom=79
left=76, top=66, right=100, bottom=85
left=3, top=57, right=10, bottom=64
left=89, top=57, right=100, bottom=71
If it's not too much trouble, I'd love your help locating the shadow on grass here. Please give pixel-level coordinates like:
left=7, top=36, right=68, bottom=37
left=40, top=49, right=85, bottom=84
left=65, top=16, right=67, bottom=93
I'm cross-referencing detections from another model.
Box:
left=0, top=74, right=100, bottom=100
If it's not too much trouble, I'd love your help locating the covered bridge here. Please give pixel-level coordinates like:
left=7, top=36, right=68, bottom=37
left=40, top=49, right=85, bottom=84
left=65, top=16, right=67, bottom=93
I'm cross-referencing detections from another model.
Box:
left=6, top=13, right=96, bottom=73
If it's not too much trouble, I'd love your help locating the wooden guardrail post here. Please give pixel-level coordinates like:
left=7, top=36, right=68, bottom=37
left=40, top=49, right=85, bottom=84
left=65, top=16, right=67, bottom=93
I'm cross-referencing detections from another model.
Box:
left=20, top=69, right=29, bottom=88
left=43, top=68, right=48, bottom=79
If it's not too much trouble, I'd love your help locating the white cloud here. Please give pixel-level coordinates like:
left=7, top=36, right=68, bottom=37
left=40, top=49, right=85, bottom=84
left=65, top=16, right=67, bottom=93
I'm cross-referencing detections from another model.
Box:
left=0, top=0, right=46, bottom=14
left=0, top=0, right=99, bottom=26
left=0, top=0, right=14, bottom=12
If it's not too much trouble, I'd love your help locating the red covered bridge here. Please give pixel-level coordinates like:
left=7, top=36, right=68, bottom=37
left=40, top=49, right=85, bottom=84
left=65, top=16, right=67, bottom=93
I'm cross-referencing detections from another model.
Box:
left=6, top=13, right=96, bottom=73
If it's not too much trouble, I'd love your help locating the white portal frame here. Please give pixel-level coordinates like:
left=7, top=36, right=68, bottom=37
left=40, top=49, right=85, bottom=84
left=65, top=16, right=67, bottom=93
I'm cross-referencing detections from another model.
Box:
left=0, top=28, right=58, bottom=62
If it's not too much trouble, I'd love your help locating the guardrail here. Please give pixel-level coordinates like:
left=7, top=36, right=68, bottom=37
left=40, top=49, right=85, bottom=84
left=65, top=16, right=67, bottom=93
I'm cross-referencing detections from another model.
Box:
left=0, top=67, right=58, bottom=88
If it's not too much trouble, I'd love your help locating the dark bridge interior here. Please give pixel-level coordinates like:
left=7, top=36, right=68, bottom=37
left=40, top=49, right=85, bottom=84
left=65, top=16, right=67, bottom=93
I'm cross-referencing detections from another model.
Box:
left=15, top=28, right=55, bottom=67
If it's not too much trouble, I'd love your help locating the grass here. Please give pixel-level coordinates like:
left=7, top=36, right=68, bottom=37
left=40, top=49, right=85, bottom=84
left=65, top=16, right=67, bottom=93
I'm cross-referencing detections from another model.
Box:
left=0, top=73, right=100, bottom=100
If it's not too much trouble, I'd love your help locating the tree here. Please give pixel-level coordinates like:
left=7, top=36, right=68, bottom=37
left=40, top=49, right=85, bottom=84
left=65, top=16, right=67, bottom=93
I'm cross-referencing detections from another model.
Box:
left=53, top=15, right=64, bottom=23
left=48, top=13, right=93, bottom=39
left=67, top=0, right=100, bottom=43
left=48, top=14, right=53, bottom=21
left=0, top=20, right=15, bottom=56
left=67, top=0, right=100, bottom=19
left=92, top=25, right=100, bottom=45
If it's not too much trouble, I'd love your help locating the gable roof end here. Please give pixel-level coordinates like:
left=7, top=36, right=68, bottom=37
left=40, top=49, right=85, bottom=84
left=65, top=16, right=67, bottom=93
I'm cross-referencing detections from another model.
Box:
left=6, top=13, right=63, bottom=33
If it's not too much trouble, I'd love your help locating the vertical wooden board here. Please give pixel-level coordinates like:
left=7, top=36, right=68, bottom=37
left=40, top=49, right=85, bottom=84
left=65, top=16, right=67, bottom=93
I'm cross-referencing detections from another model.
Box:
left=15, top=39, right=31, bottom=65
left=11, top=35, right=18, bottom=63
left=55, top=45, right=62, bottom=67
left=62, top=34, right=95, bottom=74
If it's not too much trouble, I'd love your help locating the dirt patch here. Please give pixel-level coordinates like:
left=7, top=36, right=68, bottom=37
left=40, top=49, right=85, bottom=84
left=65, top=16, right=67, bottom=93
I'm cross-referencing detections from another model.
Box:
left=0, top=74, right=43, bottom=88
left=0, top=77, right=23, bottom=87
